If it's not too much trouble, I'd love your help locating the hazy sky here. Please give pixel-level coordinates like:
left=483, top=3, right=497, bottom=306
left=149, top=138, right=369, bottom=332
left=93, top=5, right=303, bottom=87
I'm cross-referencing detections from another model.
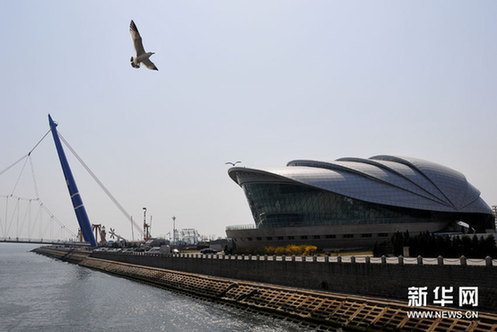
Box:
left=1, top=1, right=496, bottom=240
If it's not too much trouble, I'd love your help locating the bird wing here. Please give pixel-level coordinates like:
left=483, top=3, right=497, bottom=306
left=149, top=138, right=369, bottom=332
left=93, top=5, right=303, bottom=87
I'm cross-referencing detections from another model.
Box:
left=130, top=20, right=145, bottom=56
left=142, top=58, right=158, bottom=71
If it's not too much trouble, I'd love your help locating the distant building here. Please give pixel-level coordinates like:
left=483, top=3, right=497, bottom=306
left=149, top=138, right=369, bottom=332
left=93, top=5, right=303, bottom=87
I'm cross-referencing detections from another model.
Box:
left=226, top=155, right=494, bottom=250
left=209, top=238, right=229, bottom=252
left=178, top=228, right=200, bottom=245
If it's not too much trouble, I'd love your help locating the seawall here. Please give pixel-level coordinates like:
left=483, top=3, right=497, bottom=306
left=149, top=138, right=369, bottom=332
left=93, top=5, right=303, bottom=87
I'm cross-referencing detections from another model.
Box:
left=32, top=246, right=91, bottom=263
left=91, top=251, right=497, bottom=313
left=32, top=247, right=497, bottom=331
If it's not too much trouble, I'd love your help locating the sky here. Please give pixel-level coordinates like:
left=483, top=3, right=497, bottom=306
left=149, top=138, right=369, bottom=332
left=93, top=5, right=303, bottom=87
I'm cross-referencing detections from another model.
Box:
left=1, top=1, right=496, bottom=241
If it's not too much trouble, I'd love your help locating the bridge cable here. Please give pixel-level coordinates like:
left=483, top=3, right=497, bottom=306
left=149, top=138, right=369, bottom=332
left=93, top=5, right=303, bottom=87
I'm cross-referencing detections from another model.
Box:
left=2, top=195, right=78, bottom=239
left=58, top=132, right=144, bottom=236
left=28, top=130, right=51, bottom=155
left=0, top=155, right=28, bottom=177
left=1, top=128, right=78, bottom=241
left=28, top=156, right=40, bottom=199
left=6, top=197, right=19, bottom=237
left=0, top=130, right=50, bottom=177
left=10, top=157, right=29, bottom=196
left=39, top=202, right=77, bottom=237
left=2, top=196, right=7, bottom=237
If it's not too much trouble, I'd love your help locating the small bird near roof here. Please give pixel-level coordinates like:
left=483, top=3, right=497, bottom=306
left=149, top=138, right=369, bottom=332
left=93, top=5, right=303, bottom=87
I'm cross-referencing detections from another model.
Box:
left=225, top=161, right=242, bottom=166
left=129, top=20, right=158, bottom=71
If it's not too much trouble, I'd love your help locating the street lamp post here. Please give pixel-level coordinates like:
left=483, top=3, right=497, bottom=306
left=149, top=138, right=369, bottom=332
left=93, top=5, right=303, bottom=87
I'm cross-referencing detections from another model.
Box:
left=172, top=216, right=176, bottom=244
left=143, top=207, right=148, bottom=241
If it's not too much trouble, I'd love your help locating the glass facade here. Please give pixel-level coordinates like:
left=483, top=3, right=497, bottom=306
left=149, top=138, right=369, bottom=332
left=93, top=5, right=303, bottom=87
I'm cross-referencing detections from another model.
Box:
left=243, top=182, right=456, bottom=229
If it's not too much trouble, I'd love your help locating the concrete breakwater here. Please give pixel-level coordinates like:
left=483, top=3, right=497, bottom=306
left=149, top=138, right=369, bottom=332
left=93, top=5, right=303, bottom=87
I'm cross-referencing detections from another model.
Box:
left=32, top=246, right=497, bottom=331
left=32, top=246, right=92, bottom=263
left=91, top=251, right=497, bottom=313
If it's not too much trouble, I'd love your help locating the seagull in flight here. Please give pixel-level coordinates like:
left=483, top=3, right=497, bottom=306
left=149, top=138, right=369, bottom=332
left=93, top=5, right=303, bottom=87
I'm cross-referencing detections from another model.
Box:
left=225, top=161, right=242, bottom=166
left=129, top=20, right=158, bottom=71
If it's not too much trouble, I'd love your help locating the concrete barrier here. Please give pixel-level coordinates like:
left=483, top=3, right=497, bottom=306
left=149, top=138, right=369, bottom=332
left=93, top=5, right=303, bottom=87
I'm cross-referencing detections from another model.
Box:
left=91, top=251, right=497, bottom=312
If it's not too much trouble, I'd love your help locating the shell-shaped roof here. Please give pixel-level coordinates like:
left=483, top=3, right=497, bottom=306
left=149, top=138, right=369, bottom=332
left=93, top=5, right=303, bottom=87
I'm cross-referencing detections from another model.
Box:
left=229, top=155, right=492, bottom=214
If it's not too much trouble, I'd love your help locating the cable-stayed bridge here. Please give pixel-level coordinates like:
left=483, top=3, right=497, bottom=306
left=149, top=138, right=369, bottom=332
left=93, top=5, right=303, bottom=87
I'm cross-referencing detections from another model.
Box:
left=0, top=194, right=80, bottom=245
left=1, top=115, right=144, bottom=246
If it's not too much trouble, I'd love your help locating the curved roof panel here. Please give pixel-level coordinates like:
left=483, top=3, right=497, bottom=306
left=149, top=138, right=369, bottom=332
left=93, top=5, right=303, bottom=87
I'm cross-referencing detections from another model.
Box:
left=230, top=155, right=492, bottom=215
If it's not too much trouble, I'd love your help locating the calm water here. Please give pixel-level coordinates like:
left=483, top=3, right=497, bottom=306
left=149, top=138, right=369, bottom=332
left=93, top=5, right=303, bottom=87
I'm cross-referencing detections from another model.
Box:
left=0, top=244, right=309, bottom=332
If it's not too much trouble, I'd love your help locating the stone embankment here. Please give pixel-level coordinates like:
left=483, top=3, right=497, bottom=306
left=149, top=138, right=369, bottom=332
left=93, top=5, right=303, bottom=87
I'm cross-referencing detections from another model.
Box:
left=33, top=246, right=497, bottom=332
left=32, top=246, right=91, bottom=263
left=92, top=250, right=497, bottom=312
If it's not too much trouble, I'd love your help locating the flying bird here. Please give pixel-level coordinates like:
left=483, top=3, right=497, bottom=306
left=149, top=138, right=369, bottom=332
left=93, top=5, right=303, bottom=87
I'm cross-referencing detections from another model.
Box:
left=129, top=20, right=158, bottom=71
left=225, top=161, right=242, bottom=166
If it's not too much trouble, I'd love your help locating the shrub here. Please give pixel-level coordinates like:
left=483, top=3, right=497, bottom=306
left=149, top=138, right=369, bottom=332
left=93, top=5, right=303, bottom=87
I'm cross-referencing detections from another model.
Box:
left=286, top=244, right=302, bottom=256
left=303, top=245, right=317, bottom=256
left=264, top=246, right=276, bottom=255
left=233, top=244, right=325, bottom=256
left=274, top=246, right=287, bottom=255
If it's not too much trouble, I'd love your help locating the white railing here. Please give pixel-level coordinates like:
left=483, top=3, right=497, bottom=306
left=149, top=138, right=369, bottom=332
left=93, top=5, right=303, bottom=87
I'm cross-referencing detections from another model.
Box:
left=100, top=250, right=497, bottom=267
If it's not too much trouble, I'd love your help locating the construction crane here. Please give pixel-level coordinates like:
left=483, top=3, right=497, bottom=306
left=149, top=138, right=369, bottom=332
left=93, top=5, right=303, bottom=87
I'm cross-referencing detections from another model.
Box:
left=143, top=208, right=152, bottom=241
